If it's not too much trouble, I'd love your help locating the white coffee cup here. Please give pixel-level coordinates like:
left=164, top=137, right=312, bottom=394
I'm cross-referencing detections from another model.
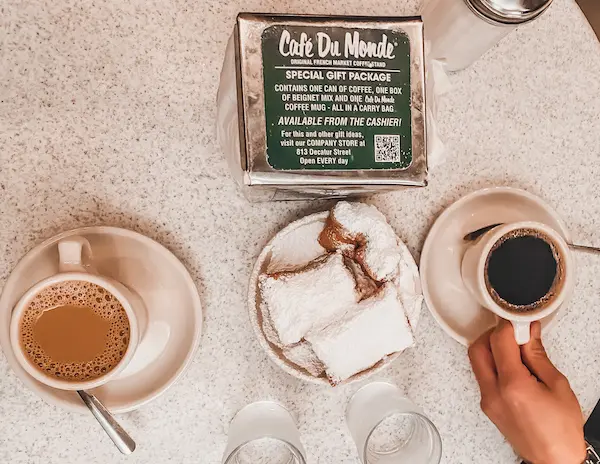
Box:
left=461, top=221, right=574, bottom=345
left=9, top=236, right=147, bottom=390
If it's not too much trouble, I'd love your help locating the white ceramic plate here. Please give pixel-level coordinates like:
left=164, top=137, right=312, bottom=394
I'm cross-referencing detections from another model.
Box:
left=248, top=211, right=423, bottom=386
left=420, top=187, right=571, bottom=346
left=0, top=227, right=203, bottom=413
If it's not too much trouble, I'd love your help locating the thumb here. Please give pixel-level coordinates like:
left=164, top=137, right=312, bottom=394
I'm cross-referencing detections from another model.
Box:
left=520, top=322, right=567, bottom=390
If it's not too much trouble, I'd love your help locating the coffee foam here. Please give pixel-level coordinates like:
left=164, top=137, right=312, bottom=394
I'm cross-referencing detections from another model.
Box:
left=19, top=280, right=130, bottom=382
left=484, top=228, right=565, bottom=314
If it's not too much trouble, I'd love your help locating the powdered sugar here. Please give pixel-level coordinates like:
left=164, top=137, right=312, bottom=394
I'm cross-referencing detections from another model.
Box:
left=344, top=256, right=380, bottom=301
left=306, top=283, right=414, bottom=385
left=282, top=342, right=325, bottom=377
left=327, top=201, right=402, bottom=281
left=259, top=301, right=284, bottom=348
left=251, top=205, right=422, bottom=386
left=259, top=251, right=358, bottom=345
left=394, top=248, right=424, bottom=329
left=267, top=220, right=327, bottom=273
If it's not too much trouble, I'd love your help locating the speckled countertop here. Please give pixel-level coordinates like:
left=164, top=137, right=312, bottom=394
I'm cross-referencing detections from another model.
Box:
left=1, top=0, right=599, bottom=462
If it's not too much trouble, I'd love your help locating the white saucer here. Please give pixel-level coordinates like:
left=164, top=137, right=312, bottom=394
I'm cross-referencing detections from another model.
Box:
left=0, top=227, right=203, bottom=413
left=248, top=211, right=423, bottom=386
left=420, top=187, right=571, bottom=346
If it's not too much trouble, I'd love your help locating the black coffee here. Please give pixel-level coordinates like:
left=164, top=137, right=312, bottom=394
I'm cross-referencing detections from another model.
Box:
left=485, top=230, right=560, bottom=311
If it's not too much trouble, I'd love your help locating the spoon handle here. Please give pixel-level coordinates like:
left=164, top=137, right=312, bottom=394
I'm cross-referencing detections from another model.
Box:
left=570, top=243, right=600, bottom=255
left=78, top=390, right=136, bottom=455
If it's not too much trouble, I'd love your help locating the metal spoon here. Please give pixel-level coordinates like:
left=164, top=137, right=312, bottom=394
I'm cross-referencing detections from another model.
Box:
left=77, top=390, right=136, bottom=454
left=463, top=223, right=600, bottom=255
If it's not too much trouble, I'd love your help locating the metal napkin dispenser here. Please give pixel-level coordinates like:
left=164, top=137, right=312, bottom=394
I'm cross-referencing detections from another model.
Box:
left=217, top=13, right=427, bottom=201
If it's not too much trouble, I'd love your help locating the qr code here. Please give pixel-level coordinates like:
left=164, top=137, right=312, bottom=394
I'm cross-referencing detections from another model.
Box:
left=374, top=134, right=401, bottom=163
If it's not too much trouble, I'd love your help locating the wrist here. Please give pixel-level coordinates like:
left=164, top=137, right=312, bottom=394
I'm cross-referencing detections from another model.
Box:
left=582, top=442, right=600, bottom=464
left=528, top=441, right=588, bottom=464
left=557, top=442, right=590, bottom=464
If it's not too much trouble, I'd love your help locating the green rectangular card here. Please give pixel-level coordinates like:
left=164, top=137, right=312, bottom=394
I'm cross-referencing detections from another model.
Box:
left=262, top=25, right=412, bottom=171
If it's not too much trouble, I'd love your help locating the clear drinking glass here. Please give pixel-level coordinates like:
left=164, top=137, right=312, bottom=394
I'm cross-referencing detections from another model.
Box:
left=422, top=0, right=553, bottom=71
left=422, top=0, right=513, bottom=71
left=222, top=401, right=307, bottom=464
left=346, top=382, right=442, bottom=464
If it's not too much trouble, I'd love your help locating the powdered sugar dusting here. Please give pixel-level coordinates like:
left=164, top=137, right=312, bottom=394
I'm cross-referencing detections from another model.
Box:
left=394, top=244, right=424, bottom=329
left=267, top=220, right=327, bottom=273
left=282, top=342, right=325, bottom=377
left=259, top=301, right=283, bottom=348
left=259, top=252, right=358, bottom=345
left=251, top=207, right=423, bottom=386
left=331, top=202, right=402, bottom=281
left=306, top=283, right=414, bottom=385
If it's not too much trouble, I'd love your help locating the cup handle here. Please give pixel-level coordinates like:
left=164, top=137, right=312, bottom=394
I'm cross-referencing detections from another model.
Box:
left=58, top=236, right=93, bottom=273
left=512, top=321, right=531, bottom=345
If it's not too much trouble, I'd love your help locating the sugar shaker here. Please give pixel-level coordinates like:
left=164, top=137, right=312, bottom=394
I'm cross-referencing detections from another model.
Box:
left=422, top=0, right=554, bottom=71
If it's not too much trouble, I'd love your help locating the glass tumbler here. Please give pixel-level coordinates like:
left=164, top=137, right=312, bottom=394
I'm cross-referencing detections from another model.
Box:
left=222, top=401, right=307, bottom=464
left=422, top=0, right=553, bottom=71
left=346, top=382, right=442, bottom=464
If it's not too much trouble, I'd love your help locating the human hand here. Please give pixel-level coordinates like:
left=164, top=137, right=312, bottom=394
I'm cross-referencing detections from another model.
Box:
left=468, top=319, right=586, bottom=464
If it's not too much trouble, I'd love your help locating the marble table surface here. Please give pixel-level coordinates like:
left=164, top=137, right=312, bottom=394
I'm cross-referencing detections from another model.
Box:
left=1, top=0, right=599, bottom=462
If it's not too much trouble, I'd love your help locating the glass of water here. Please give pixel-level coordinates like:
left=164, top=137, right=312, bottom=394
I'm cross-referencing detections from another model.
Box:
left=346, top=382, right=442, bottom=464
left=222, top=401, right=307, bottom=464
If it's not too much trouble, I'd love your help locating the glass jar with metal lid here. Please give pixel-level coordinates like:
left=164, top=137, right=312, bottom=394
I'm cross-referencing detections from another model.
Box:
left=422, top=0, right=553, bottom=71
